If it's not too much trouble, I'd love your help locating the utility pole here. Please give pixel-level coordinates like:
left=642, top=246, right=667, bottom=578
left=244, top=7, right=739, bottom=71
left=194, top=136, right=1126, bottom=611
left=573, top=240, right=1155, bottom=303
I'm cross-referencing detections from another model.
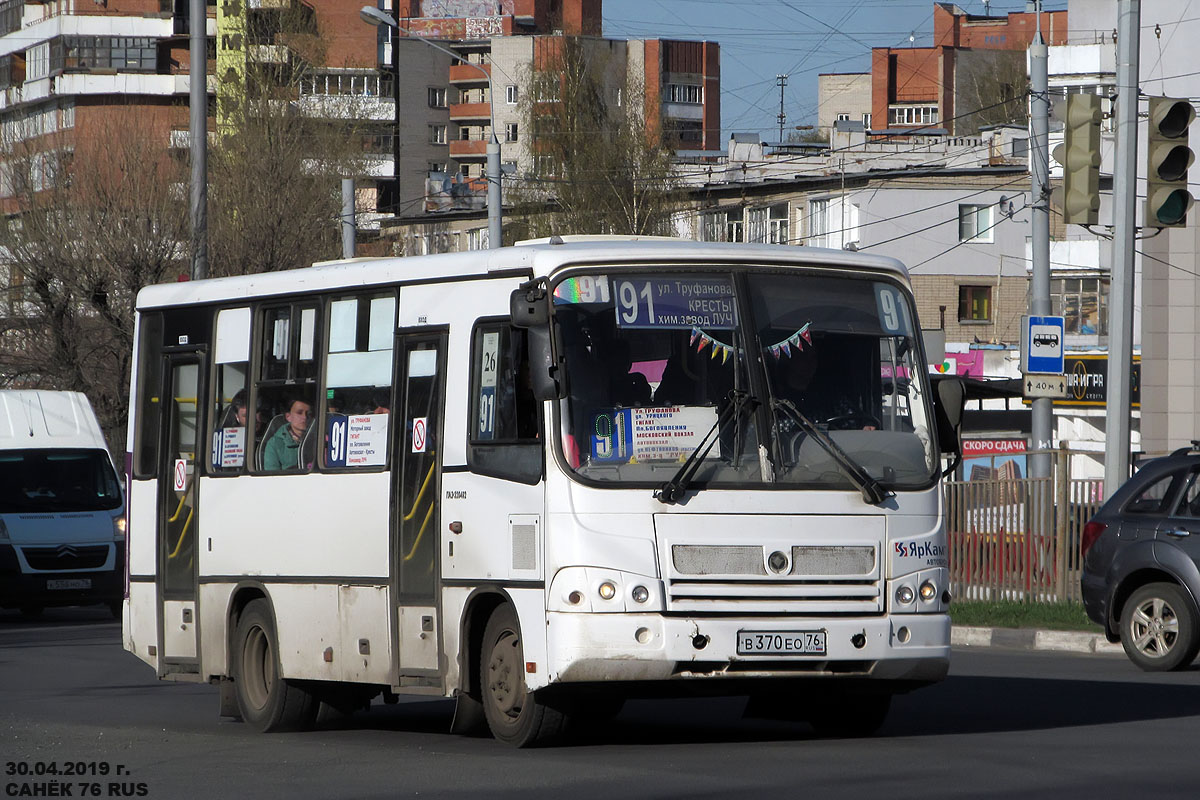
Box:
left=777, top=74, right=787, bottom=143
left=1104, top=0, right=1141, bottom=497
left=188, top=0, right=207, bottom=280
left=1029, top=2, right=1051, bottom=480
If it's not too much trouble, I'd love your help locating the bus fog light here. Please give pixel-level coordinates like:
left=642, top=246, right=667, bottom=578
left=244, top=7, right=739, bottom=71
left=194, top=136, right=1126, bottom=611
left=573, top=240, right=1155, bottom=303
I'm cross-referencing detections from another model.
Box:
left=896, top=585, right=915, bottom=605
left=631, top=585, right=649, bottom=603
left=598, top=581, right=617, bottom=600
left=919, top=581, right=936, bottom=601
left=568, top=591, right=583, bottom=605
left=635, top=627, right=651, bottom=644
left=897, top=626, right=911, bottom=644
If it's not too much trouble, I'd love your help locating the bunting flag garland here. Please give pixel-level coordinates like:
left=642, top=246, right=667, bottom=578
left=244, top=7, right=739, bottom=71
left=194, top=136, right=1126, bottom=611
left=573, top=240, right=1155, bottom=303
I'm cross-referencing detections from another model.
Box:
left=689, top=322, right=813, bottom=364
left=691, top=327, right=735, bottom=364
left=764, top=322, right=814, bottom=361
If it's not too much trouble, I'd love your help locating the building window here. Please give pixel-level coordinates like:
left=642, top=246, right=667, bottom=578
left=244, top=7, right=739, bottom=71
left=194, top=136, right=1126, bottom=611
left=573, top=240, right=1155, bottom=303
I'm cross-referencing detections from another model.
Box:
left=808, top=199, right=829, bottom=247
left=862, top=112, right=872, bottom=128
left=700, top=209, right=743, bottom=243
left=887, top=104, right=939, bottom=127
left=835, top=113, right=851, bottom=122
left=429, top=162, right=446, bottom=174
left=958, top=285, right=992, bottom=323
left=300, top=71, right=382, bottom=97
left=467, top=228, right=488, bottom=250
left=0, top=0, right=20, bottom=38
left=958, top=204, right=994, bottom=243
left=428, top=87, right=447, bottom=108
left=666, top=83, right=702, bottom=104
left=505, top=84, right=517, bottom=105
left=1053, top=277, right=1108, bottom=335
left=429, top=125, right=446, bottom=145
left=52, top=36, right=157, bottom=73
left=505, top=123, right=518, bottom=143
left=747, top=203, right=789, bottom=244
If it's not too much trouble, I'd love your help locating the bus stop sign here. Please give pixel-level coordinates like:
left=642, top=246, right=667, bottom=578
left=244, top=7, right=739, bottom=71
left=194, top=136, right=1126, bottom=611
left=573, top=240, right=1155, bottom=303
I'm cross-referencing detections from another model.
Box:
left=1024, top=315, right=1065, bottom=375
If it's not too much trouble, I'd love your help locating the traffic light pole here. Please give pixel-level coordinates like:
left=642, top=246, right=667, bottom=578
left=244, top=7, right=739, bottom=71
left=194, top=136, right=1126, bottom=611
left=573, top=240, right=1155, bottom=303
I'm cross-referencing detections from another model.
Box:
left=1104, top=0, right=1141, bottom=498
left=1029, top=19, right=1052, bottom=481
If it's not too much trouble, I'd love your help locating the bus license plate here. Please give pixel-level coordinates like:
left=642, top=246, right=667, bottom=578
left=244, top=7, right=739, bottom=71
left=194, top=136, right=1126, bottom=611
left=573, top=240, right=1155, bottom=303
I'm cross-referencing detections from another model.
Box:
left=47, top=579, right=91, bottom=590
left=737, top=630, right=826, bottom=656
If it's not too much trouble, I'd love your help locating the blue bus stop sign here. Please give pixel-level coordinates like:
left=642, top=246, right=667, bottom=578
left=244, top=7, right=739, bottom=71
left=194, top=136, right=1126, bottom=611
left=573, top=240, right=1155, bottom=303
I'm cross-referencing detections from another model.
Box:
left=1026, top=315, right=1065, bottom=374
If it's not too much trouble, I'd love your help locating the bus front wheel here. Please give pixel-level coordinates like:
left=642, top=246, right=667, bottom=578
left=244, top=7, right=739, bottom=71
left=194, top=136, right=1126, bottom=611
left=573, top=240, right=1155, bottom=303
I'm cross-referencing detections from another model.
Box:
left=480, top=604, right=567, bottom=747
left=232, top=599, right=319, bottom=732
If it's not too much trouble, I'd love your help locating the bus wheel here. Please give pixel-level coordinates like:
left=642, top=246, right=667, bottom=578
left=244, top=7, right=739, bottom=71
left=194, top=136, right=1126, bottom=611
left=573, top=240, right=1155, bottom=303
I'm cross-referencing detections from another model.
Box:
left=806, top=691, right=891, bottom=738
left=480, top=604, right=567, bottom=747
left=232, top=599, right=319, bottom=732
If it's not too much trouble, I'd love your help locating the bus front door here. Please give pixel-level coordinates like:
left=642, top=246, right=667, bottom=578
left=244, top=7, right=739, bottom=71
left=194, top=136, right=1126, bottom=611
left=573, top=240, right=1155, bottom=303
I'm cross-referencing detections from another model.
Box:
left=156, top=352, right=205, bottom=676
left=392, top=329, right=447, bottom=676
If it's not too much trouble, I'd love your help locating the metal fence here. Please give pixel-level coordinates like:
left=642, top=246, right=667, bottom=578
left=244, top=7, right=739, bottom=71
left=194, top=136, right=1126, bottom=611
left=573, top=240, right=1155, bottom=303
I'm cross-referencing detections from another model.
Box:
left=945, top=448, right=1105, bottom=604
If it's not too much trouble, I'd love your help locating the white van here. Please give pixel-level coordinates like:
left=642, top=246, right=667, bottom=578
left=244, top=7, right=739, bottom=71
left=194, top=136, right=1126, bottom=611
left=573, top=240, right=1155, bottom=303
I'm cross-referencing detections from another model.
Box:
left=0, top=391, right=125, bottom=618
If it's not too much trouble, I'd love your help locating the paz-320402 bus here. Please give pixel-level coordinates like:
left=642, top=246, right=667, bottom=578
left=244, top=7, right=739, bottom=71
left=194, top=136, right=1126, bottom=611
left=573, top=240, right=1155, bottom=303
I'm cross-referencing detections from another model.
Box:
left=123, top=238, right=964, bottom=746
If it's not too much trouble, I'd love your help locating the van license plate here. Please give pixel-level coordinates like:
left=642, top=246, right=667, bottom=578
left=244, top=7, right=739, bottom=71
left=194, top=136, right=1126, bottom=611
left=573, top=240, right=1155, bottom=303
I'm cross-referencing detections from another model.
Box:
left=737, top=630, right=826, bottom=655
left=47, top=579, right=91, bottom=590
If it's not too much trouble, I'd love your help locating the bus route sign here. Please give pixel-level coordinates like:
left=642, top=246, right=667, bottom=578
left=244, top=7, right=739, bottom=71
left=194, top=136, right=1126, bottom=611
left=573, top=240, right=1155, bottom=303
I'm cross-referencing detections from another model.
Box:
left=612, top=277, right=737, bottom=330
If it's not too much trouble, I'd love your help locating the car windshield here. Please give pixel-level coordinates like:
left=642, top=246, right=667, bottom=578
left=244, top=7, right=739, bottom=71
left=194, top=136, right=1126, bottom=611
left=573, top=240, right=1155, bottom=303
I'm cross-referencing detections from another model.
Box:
left=0, top=449, right=123, bottom=512
left=551, top=268, right=937, bottom=491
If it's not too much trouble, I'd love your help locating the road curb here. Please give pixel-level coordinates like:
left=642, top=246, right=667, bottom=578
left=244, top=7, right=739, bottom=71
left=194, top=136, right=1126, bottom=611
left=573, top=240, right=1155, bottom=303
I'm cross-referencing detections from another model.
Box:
left=952, top=625, right=1124, bottom=655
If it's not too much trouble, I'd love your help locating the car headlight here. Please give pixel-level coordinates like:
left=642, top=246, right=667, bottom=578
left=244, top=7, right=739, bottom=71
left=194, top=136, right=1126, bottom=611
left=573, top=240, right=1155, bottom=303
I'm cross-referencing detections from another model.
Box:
left=113, top=515, right=127, bottom=540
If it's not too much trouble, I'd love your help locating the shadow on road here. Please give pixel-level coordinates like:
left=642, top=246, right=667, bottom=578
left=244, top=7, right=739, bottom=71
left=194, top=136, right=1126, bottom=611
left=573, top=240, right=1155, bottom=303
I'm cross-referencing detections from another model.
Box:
left=0, top=605, right=116, bottom=628
left=307, top=670, right=1200, bottom=746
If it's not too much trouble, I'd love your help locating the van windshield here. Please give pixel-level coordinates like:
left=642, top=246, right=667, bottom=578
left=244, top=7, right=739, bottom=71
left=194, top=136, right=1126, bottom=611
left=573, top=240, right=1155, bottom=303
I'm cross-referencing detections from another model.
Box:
left=0, top=449, right=122, bottom=513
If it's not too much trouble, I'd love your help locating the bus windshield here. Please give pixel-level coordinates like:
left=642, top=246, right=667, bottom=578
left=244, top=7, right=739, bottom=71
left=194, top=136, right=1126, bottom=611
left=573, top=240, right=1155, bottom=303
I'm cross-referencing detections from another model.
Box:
left=551, top=268, right=937, bottom=491
left=0, top=449, right=123, bottom=513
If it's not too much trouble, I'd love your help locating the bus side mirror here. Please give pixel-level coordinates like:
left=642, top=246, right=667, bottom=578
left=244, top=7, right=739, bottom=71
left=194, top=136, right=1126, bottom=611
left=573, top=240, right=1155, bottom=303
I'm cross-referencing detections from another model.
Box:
left=510, top=282, right=549, bottom=328
left=933, top=377, right=965, bottom=455
left=510, top=283, right=564, bottom=400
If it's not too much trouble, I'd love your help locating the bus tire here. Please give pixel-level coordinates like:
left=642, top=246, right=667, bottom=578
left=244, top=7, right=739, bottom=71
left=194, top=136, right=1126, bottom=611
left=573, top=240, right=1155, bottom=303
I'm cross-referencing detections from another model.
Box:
left=232, top=599, right=319, bottom=732
left=806, top=691, right=891, bottom=738
left=480, top=604, right=567, bottom=747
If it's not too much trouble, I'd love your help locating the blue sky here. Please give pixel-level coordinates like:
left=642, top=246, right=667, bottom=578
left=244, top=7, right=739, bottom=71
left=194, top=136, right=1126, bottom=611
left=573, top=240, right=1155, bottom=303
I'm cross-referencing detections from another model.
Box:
left=602, top=0, right=1070, bottom=142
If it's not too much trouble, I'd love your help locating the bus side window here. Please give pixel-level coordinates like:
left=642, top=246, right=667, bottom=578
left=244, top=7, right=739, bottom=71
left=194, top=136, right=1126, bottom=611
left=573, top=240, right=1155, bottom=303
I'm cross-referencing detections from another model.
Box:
left=322, top=293, right=395, bottom=470
left=467, top=321, right=542, bottom=484
left=253, top=301, right=321, bottom=473
left=211, top=307, right=251, bottom=473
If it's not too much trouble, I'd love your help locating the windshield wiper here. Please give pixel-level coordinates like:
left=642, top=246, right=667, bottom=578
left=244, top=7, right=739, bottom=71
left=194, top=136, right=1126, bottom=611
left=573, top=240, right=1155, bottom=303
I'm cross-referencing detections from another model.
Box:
left=771, top=398, right=893, bottom=506
left=654, top=390, right=759, bottom=505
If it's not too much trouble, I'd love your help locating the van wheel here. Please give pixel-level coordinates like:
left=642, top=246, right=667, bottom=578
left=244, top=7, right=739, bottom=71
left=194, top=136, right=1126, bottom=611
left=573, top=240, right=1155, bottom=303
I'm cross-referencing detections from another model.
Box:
left=232, top=599, right=319, bottom=732
left=1121, top=583, right=1200, bottom=672
left=480, top=604, right=567, bottom=747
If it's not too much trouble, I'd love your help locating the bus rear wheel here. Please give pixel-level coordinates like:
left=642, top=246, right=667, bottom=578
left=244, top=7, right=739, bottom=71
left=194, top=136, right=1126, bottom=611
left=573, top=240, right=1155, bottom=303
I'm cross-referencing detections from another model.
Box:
left=480, top=604, right=567, bottom=747
left=233, top=599, right=319, bottom=732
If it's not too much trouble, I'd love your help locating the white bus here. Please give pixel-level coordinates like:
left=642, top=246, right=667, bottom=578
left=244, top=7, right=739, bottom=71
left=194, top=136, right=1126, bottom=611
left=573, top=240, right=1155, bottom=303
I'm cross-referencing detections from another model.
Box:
left=122, top=238, right=965, bottom=745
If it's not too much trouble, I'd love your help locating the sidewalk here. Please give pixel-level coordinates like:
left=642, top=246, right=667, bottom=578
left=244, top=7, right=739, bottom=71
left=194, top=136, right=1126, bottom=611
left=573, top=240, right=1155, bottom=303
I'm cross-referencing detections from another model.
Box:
left=952, top=625, right=1124, bottom=656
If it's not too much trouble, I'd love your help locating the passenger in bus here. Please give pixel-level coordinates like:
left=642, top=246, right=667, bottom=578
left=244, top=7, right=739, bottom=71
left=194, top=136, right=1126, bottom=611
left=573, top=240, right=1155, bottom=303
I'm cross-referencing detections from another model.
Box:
left=261, top=396, right=313, bottom=471
left=229, top=390, right=249, bottom=427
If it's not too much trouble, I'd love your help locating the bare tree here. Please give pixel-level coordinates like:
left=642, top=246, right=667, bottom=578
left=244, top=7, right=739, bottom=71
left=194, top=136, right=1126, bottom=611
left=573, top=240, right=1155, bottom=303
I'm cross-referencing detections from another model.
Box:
left=954, top=49, right=1029, bottom=136
left=0, top=110, right=190, bottom=445
left=508, top=37, right=684, bottom=240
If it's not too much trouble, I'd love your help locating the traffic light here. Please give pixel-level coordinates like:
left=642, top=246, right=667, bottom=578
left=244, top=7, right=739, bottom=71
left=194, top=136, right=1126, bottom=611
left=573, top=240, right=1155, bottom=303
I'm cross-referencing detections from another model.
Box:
left=1145, top=96, right=1195, bottom=228
left=1051, top=93, right=1102, bottom=226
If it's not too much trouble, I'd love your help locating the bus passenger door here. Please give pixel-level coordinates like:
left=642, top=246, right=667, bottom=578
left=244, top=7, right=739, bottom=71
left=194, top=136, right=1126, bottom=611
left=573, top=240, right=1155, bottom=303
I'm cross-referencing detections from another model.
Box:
left=156, top=352, right=205, bottom=676
left=392, top=329, right=447, bottom=675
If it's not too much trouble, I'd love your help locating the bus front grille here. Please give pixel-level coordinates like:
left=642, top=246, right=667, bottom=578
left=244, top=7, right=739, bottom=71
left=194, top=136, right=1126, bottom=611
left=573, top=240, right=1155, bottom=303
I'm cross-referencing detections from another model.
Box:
left=666, top=578, right=882, bottom=613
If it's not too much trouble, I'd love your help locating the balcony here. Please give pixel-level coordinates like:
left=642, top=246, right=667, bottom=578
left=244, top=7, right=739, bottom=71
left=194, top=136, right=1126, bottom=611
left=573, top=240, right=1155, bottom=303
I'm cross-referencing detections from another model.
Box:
left=449, top=139, right=488, bottom=159
left=449, top=63, right=490, bottom=84
left=449, top=101, right=491, bottom=122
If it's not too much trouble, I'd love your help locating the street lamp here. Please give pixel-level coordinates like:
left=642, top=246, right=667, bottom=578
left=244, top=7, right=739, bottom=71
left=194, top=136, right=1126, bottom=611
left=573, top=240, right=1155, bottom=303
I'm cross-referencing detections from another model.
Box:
left=360, top=5, right=502, bottom=249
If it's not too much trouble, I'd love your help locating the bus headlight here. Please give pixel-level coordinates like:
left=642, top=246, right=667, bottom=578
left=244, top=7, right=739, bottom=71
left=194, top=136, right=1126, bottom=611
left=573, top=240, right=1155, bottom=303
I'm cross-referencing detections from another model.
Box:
left=895, top=585, right=915, bottom=605
left=598, top=581, right=617, bottom=600
left=919, top=580, right=937, bottom=602
left=547, top=568, right=664, bottom=612
left=631, top=585, right=649, bottom=604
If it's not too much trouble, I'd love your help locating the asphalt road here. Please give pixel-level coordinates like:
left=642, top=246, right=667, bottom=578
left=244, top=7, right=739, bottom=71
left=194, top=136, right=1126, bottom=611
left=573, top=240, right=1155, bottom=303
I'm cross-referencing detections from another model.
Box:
left=4, top=607, right=1200, bottom=799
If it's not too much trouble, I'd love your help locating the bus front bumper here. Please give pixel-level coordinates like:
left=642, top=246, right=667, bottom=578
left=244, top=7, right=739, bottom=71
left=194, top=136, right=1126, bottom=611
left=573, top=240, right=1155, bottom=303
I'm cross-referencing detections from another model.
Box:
left=543, top=611, right=949, bottom=687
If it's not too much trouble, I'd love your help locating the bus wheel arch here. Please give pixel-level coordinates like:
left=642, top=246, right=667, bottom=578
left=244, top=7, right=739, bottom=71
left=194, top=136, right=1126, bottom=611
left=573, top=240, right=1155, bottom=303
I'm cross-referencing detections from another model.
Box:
left=479, top=601, right=567, bottom=747
left=451, top=589, right=508, bottom=736
left=230, top=594, right=319, bottom=732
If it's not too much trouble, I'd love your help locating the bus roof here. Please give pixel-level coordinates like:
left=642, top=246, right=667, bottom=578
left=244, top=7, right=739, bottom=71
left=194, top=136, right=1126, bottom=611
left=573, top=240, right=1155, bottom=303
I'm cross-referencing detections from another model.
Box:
left=135, top=239, right=910, bottom=310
